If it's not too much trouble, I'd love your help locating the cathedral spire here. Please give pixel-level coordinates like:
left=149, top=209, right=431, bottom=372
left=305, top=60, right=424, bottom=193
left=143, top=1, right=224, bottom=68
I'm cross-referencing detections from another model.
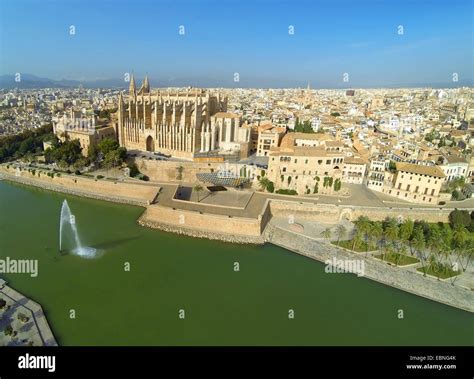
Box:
left=118, top=91, right=124, bottom=109
left=141, top=74, right=150, bottom=94
left=143, top=74, right=150, bottom=92
left=129, top=73, right=136, bottom=97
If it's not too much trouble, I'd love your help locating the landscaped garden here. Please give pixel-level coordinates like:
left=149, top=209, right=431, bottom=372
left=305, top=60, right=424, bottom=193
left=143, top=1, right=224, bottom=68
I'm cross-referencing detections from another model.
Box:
left=321, top=210, right=473, bottom=280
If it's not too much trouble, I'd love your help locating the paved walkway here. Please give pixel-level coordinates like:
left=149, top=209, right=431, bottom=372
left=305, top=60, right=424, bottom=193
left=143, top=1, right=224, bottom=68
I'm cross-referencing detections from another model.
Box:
left=0, top=281, right=57, bottom=346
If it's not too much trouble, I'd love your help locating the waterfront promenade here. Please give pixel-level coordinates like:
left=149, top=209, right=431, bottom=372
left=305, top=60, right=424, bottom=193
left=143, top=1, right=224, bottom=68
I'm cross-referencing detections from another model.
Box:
left=0, top=279, right=57, bottom=346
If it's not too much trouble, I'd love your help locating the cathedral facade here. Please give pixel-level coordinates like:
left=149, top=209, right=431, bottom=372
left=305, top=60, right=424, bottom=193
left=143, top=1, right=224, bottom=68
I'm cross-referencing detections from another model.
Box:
left=116, top=75, right=250, bottom=160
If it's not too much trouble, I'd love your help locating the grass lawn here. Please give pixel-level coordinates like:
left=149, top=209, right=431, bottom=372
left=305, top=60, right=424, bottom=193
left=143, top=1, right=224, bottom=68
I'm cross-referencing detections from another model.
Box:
left=417, top=266, right=461, bottom=279
left=374, top=253, right=419, bottom=266
left=331, top=240, right=377, bottom=252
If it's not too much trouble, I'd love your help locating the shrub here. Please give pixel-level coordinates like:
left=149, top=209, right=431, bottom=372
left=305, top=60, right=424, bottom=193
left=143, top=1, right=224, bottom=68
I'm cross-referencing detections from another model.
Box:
left=75, top=170, right=81, bottom=175
left=451, top=190, right=460, bottom=200
left=276, top=189, right=298, bottom=195
left=128, top=163, right=139, bottom=177
left=449, top=209, right=470, bottom=229
left=96, top=175, right=104, bottom=179
left=4, top=325, right=13, bottom=336
left=267, top=181, right=275, bottom=193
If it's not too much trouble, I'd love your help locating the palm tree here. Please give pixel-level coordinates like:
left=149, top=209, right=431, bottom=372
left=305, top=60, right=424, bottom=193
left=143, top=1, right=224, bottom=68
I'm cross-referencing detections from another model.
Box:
left=193, top=184, right=204, bottom=202
left=351, top=230, right=364, bottom=251
left=335, top=224, right=347, bottom=246
left=354, top=215, right=370, bottom=249
left=412, top=226, right=426, bottom=274
left=354, top=216, right=370, bottom=233
left=320, top=227, right=332, bottom=241
left=396, top=245, right=408, bottom=265
left=258, top=177, right=270, bottom=192
left=427, top=224, right=442, bottom=257
left=452, top=225, right=468, bottom=248
left=399, top=219, right=414, bottom=253
left=367, top=222, right=383, bottom=257
left=384, top=219, right=399, bottom=249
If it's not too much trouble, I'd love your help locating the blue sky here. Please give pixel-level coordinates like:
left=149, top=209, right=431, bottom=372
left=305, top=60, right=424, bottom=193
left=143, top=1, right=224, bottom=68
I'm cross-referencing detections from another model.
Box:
left=0, top=0, right=472, bottom=87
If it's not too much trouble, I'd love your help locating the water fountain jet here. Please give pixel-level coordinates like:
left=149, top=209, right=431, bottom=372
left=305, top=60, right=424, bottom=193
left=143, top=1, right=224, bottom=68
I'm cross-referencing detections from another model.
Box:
left=59, top=200, right=97, bottom=258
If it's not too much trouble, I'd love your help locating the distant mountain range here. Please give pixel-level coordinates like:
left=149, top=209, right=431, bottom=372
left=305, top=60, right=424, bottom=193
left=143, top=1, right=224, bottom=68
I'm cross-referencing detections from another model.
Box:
left=0, top=74, right=127, bottom=89
left=0, top=73, right=471, bottom=89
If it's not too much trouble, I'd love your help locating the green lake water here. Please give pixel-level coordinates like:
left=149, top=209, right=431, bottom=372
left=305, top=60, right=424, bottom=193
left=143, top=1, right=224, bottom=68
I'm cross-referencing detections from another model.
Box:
left=0, top=180, right=472, bottom=346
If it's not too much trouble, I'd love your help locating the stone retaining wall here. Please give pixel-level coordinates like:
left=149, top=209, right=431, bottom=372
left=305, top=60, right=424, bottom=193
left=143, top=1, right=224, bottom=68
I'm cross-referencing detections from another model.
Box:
left=0, top=166, right=158, bottom=207
left=139, top=205, right=264, bottom=241
left=138, top=210, right=264, bottom=244
left=267, top=199, right=472, bottom=223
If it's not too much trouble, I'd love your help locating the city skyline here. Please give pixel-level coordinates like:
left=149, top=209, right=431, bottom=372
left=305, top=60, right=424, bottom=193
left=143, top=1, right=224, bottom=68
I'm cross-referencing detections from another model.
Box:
left=0, top=0, right=473, bottom=88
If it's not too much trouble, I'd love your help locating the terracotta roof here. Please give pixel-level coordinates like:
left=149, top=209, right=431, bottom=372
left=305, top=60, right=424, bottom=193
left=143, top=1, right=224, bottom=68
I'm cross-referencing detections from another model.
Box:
left=396, top=162, right=445, bottom=178
left=344, top=156, right=367, bottom=165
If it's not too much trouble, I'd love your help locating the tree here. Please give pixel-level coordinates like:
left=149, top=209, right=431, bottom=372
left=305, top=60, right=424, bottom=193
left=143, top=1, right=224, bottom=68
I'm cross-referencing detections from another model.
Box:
left=369, top=222, right=383, bottom=249
left=452, top=225, right=468, bottom=248
left=73, top=157, right=89, bottom=171
left=352, top=230, right=363, bottom=251
left=320, top=227, right=332, bottom=241
left=44, top=139, right=83, bottom=166
left=335, top=224, right=347, bottom=246
left=88, top=143, right=100, bottom=163
left=388, top=160, right=396, bottom=173
left=412, top=225, right=426, bottom=270
left=294, top=120, right=314, bottom=133
left=399, top=219, right=414, bottom=253
left=128, top=162, right=140, bottom=177
left=452, top=190, right=460, bottom=200
left=354, top=216, right=371, bottom=253
left=427, top=224, right=443, bottom=262
left=333, top=178, right=342, bottom=191
left=259, top=177, right=270, bottom=191
left=384, top=218, right=399, bottom=248
left=399, top=219, right=414, bottom=242
left=194, top=184, right=204, bottom=202
left=98, top=138, right=119, bottom=156
left=104, top=149, right=124, bottom=169
left=0, top=123, right=53, bottom=163
left=449, top=209, right=470, bottom=229
left=266, top=181, right=275, bottom=193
